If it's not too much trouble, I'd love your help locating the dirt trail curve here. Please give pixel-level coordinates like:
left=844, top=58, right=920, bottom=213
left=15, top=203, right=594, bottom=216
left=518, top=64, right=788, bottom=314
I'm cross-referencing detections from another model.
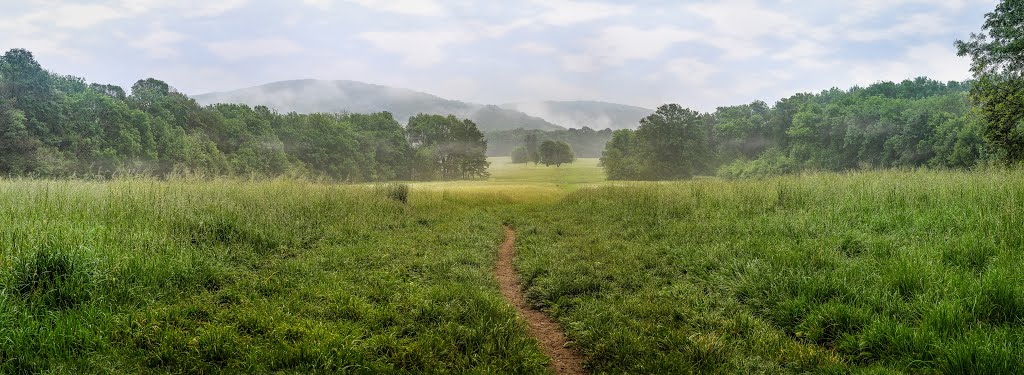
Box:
left=496, top=226, right=587, bottom=375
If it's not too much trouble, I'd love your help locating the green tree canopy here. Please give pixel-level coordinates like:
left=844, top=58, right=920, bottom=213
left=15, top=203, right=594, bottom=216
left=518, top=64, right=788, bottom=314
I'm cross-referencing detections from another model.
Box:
left=510, top=145, right=530, bottom=163
left=957, top=0, right=1024, bottom=163
left=407, top=114, right=490, bottom=179
left=539, top=140, right=575, bottom=167
left=0, top=48, right=486, bottom=181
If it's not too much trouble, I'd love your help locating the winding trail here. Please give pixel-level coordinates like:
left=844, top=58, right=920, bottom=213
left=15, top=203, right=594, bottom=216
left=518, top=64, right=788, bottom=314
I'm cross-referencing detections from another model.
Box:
left=496, top=226, right=587, bottom=375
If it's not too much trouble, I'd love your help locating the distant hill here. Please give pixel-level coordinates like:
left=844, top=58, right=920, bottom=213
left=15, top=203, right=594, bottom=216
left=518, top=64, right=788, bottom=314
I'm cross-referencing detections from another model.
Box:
left=501, top=101, right=654, bottom=130
left=193, top=79, right=564, bottom=132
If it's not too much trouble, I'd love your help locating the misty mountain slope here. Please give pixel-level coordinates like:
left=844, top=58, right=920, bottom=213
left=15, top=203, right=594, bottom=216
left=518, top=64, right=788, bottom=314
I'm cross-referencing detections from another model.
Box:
left=502, top=101, right=654, bottom=130
left=193, top=79, right=564, bottom=132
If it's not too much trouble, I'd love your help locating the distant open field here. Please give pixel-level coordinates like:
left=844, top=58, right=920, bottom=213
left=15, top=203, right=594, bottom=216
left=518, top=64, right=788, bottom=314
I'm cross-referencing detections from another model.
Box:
left=2, top=164, right=1023, bottom=373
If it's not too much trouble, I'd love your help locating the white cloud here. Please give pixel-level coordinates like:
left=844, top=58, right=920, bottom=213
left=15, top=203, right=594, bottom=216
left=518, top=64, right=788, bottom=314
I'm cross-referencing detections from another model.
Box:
left=559, top=54, right=597, bottom=72
left=359, top=30, right=470, bottom=67
left=681, top=0, right=835, bottom=60
left=688, top=0, right=831, bottom=40
left=533, top=0, right=633, bottom=26
left=302, top=0, right=332, bottom=10
left=586, top=26, right=700, bottom=66
left=838, top=0, right=980, bottom=26
left=771, top=41, right=833, bottom=69
left=848, top=13, right=949, bottom=42
left=6, top=4, right=130, bottom=31
left=189, top=0, right=248, bottom=17
left=205, top=38, right=305, bottom=61
left=1, top=34, right=87, bottom=61
left=338, top=0, right=446, bottom=16
left=846, top=43, right=971, bottom=85
left=129, top=29, right=187, bottom=59
left=516, top=42, right=558, bottom=55
left=666, top=58, right=718, bottom=85
left=518, top=75, right=592, bottom=100
left=117, top=0, right=166, bottom=14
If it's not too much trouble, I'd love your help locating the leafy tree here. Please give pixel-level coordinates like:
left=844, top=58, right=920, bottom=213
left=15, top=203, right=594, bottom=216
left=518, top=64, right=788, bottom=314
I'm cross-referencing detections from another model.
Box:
left=633, top=104, right=712, bottom=179
left=0, top=96, right=39, bottom=174
left=539, top=140, right=575, bottom=167
left=524, top=133, right=540, bottom=164
left=510, top=145, right=530, bottom=163
left=407, top=114, right=490, bottom=179
left=0, top=49, right=61, bottom=146
left=600, top=129, right=643, bottom=180
left=956, top=0, right=1024, bottom=163
left=346, top=112, right=412, bottom=180
left=712, top=101, right=770, bottom=161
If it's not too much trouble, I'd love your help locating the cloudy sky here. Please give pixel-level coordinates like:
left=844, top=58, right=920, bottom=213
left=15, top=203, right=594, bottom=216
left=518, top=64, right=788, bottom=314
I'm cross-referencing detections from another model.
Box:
left=0, top=0, right=996, bottom=110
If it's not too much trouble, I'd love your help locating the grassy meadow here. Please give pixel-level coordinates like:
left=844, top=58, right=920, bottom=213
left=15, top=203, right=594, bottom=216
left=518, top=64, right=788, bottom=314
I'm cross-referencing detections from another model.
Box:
left=1, top=158, right=1023, bottom=373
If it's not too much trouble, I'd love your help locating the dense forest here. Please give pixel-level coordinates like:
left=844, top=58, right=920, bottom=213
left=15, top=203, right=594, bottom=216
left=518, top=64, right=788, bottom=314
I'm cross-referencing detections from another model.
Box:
left=602, top=78, right=986, bottom=179
left=0, top=49, right=488, bottom=181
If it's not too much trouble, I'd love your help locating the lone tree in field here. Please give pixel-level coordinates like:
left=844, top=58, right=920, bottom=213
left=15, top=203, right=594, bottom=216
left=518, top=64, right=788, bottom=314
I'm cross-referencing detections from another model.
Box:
left=957, top=0, right=1024, bottom=163
left=539, top=140, right=575, bottom=167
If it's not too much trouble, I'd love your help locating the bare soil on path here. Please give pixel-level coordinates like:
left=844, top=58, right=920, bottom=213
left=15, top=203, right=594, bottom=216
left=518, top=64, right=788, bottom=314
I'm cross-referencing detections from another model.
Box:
left=495, top=226, right=587, bottom=375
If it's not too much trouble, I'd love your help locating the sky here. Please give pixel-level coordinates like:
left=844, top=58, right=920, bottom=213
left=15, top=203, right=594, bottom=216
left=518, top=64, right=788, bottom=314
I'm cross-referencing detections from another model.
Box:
left=0, top=0, right=997, bottom=111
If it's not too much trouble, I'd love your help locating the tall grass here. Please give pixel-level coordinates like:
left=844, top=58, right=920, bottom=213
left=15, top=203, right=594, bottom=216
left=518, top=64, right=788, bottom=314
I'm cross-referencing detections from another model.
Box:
left=0, top=178, right=547, bottom=373
left=2, top=167, right=1022, bottom=373
left=514, top=169, right=1024, bottom=373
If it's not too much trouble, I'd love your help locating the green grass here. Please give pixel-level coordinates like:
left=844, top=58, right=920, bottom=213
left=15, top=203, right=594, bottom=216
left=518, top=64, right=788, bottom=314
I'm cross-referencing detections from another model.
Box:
left=512, top=170, right=1024, bottom=373
left=2, top=167, right=1023, bottom=373
left=0, top=179, right=547, bottom=374
left=487, top=157, right=604, bottom=187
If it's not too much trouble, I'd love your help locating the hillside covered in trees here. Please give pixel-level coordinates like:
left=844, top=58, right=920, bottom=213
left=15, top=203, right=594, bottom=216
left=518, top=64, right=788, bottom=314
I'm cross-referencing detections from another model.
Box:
left=0, top=49, right=488, bottom=181
left=602, top=78, right=984, bottom=179
left=194, top=80, right=564, bottom=132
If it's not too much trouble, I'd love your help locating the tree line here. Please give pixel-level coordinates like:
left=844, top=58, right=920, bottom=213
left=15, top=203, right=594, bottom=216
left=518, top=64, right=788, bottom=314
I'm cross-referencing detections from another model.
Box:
left=0, top=49, right=488, bottom=181
left=601, top=78, right=986, bottom=180
left=602, top=0, right=1024, bottom=181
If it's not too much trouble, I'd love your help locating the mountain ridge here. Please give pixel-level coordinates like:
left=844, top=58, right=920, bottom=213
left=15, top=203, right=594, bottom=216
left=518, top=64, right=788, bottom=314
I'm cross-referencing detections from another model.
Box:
left=192, top=79, right=565, bottom=132
left=501, top=100, right=654, bottom=130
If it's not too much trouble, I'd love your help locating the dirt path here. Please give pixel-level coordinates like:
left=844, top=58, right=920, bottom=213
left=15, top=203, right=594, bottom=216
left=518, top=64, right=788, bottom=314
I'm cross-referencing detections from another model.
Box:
left=496, top=226, right=587, bottom=375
